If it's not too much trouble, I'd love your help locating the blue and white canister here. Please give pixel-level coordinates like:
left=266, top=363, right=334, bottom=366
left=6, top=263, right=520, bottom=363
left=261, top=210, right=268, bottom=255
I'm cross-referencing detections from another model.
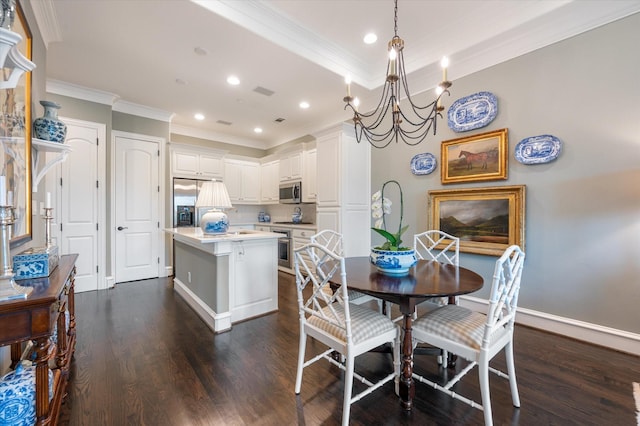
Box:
left=0, top=362, right=53, bottom=426
left=33, top=100, right=67, bottom=143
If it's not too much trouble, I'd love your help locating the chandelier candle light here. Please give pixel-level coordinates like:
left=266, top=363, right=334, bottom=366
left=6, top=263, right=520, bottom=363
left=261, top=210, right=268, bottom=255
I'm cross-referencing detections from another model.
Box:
left=343, top=0, right=452, bottom=148
left=0, top=175, right=32, bottom=301
left=196, top=179, right=233, bottom=235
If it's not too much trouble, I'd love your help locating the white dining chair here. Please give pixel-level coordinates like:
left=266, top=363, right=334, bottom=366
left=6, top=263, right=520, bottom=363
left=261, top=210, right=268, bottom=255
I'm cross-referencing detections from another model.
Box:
left=294, top=242, right=400, bottom=426
left=414, top=229, right=460, bottom=266
left=410, top=245, right=526, bottom=426
left=311, top=229, right=380, bottom=309
left=412, top=230, right=461, bottom=365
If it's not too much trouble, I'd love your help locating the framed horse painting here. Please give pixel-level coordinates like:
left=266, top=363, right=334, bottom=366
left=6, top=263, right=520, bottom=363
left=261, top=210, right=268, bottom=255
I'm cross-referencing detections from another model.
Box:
left=441, top=128, right=508, bottom=184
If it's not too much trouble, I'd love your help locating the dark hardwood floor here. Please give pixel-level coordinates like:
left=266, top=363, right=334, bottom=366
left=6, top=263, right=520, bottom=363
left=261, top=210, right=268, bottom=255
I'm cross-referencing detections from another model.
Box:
left=58, top=272, right=639, bottom=425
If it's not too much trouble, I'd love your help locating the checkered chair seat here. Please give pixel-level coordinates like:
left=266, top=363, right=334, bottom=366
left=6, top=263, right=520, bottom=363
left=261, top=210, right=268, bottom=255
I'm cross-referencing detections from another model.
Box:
left=308, top=303, right=397, bottom=345
left=413, top=304, right=485, bottom=350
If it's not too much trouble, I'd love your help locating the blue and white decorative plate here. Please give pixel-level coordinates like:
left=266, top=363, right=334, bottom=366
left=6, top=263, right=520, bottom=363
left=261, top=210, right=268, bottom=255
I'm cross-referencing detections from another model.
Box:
left=410, top=153, right=437, bottom=175
left=515, top=135, right=562, bottom=164
left=447, top=91, right=498, bottom=132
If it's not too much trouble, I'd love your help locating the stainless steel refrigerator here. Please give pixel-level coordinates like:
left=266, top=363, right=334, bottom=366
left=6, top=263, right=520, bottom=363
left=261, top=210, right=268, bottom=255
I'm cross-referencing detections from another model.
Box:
left=173, top=178, right=208, bottom=227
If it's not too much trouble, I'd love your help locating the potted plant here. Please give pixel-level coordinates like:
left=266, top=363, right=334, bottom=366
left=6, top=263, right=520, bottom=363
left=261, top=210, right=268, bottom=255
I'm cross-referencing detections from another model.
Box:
left=369, top=180, right=417, bottom=276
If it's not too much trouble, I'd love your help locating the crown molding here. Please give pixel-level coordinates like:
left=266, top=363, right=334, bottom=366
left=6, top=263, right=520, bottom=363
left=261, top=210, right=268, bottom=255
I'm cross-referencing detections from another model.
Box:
left=170, top=124, right=267, bottom=150
left=46, top=79, right=119, bottom=105
left=29, top=0, right=62, bottom=48
left=191, top=0, right=374, bottom=89
left=112, top=100, right=175, bottom=123
left=47, top=79, right=174, bottom=122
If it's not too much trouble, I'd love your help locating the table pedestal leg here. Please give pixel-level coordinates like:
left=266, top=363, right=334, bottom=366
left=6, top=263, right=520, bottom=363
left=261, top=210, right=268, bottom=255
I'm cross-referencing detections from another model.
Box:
left=399, top=313, right=415, bottom=409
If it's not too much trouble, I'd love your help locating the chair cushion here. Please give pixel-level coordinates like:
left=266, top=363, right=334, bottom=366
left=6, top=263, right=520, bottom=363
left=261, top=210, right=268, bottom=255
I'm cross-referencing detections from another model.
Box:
left=413, top=305, right=486, bottom=350
left=307, top=303, right=396, bottom=345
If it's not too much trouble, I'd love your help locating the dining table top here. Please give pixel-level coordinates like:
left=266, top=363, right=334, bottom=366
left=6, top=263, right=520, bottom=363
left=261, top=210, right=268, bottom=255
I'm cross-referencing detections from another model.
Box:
left=332, top=256, right=484, bottom=297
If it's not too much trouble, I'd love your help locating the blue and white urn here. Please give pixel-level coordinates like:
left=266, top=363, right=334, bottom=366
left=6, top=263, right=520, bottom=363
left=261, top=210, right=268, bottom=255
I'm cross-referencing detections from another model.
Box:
left=370, top=248, right=417, bottom=277
left=0, top=362, right=53, bottom=426
left=33, top=100, right=67, bottom=143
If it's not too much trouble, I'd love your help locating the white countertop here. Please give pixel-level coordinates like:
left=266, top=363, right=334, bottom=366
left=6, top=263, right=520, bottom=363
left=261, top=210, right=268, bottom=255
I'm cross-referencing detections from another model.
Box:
left=165, top=227, right=281, bottom=244
left=255, top=222, right=317, bottom=230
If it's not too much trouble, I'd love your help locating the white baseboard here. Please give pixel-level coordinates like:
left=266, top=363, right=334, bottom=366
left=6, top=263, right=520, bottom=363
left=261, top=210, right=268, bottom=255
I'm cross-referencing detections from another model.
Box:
left=165, top=266, right=173, bottom=277
left=173, top=278, right=231, bottom=333
left=105, top=276, right=115, bottom=289
left=460, top=296, right=640, bottom=356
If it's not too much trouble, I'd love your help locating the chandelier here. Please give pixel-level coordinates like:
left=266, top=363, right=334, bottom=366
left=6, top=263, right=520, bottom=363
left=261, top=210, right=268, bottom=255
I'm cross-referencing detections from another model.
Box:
left=343, top=0, right=452, bottom=149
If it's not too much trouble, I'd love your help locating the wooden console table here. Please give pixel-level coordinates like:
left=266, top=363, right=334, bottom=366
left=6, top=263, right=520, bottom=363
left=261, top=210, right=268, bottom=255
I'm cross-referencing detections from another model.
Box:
left=0, top=253, right=78, bottom=426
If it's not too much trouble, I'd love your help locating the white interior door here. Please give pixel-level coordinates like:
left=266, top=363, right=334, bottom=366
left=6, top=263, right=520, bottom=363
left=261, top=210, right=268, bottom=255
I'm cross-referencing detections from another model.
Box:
left=58, top=118, right=106, bottom=293
left=114, top=133, right=160, bottom=283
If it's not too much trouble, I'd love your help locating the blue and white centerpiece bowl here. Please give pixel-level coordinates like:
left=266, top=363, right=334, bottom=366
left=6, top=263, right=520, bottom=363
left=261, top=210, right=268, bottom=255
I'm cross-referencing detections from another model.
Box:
left=0, top=362, right=53, bottom=426
left=370, top=248, right=417, bottom=277
left=33, top=100, right=67, bottom=143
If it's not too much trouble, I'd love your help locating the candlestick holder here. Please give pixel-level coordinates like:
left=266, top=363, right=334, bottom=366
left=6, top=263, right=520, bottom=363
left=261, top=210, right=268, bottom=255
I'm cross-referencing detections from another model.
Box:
left=44, top=207, right=54, bottom=249
left=0, top=204, right=33, bottom=301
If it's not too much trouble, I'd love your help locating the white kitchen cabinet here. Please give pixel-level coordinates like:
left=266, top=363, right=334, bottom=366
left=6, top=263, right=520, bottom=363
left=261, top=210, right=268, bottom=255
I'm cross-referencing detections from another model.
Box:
left=172, top=148, right=224, bottom=179
left=302, top=148, right=317, bottom=203
left=256, top=225, right=271, bottom=232
left=260, top=160, right=279, bottom=204
left=231, top=239, right=278, bottom=323
left=224, top=159, right=260, bottom=204
left=279, top=151, right=303, bottom=182
left=292, top=227, right=316, bottom=270
left=314, top=124, right=371, bottom=257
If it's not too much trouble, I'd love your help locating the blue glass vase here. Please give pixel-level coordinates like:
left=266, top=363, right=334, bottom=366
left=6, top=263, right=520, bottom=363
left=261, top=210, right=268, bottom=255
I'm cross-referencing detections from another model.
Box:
left=33, top=100, right=67, bottom=143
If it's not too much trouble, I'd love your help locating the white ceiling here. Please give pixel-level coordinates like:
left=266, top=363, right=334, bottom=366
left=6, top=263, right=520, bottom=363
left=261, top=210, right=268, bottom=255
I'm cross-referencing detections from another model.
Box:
left=32, top=0, right=640, bottom=150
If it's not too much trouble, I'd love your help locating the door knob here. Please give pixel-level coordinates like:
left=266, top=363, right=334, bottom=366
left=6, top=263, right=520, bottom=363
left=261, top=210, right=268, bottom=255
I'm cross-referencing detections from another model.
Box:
left=117, top=226, right=128, bottom=231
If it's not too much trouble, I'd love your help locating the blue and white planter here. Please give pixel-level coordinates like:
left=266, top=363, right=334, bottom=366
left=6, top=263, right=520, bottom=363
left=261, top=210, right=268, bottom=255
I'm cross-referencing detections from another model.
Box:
left=0, top=363, right=53, bottom=426
left=370, top=248, right=417, bottom=276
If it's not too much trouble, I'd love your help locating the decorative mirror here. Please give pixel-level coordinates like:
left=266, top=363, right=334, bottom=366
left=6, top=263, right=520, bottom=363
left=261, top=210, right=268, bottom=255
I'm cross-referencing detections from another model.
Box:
left=1, top=2, right=32, bottom=247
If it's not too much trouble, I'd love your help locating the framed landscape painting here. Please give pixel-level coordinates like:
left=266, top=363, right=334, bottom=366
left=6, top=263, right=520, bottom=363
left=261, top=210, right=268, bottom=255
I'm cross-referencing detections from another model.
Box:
left=428, top=185, right=525, bottom=256
left=441, top=128, right=508, bottom=184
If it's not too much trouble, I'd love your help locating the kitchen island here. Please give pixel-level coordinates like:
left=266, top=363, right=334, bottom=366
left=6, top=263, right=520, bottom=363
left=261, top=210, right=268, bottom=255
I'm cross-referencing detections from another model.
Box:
left=166, top=227, right=281, bottom=333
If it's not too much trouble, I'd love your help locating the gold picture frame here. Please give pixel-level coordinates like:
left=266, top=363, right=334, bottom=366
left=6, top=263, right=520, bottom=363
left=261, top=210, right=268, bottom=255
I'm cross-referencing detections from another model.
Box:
left=1, top=2, right=33, bottom=247
left=428, top=185, right=525, bottom=256
left=441, top=128, right=508, bottom=184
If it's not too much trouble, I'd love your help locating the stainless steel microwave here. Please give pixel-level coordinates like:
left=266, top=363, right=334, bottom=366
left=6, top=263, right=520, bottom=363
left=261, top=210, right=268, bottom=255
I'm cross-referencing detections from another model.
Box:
left=279, top=181, right=301, bottom=204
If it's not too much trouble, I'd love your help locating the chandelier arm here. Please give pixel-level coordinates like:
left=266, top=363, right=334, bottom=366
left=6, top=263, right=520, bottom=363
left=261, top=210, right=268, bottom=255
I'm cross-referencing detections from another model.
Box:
left=342, top=0, right=452, bottom=148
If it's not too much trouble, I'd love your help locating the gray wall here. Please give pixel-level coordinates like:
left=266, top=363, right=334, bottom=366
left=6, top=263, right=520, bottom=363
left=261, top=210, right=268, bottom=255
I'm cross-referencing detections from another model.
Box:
left=371, top=13, right=640, bottom=334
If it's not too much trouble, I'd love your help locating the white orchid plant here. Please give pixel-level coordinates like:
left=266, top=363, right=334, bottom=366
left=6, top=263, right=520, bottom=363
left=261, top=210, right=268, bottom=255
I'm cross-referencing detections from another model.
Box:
left=371, top=180, right=410, bottom=251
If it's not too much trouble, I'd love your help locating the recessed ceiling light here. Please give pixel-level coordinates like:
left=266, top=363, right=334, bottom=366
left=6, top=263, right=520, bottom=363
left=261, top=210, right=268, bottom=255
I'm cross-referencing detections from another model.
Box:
left=254, top=127, right=263, bottom=134
left=227, top=75, right=240, bottom=86
left=194, top=113, right=205, bottom=121
left=363, top=33, right=377, bottom=44
left=299, top=101, right=310, bottom=109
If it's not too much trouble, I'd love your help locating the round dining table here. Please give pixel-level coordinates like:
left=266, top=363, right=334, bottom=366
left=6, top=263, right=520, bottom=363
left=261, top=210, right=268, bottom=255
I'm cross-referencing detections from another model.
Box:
left=328, top=257, right=484, bottom=410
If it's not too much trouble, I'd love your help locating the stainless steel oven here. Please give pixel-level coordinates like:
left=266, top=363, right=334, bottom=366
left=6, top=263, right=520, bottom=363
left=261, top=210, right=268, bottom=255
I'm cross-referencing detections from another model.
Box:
left=271, top=228, right=292, bottom=268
